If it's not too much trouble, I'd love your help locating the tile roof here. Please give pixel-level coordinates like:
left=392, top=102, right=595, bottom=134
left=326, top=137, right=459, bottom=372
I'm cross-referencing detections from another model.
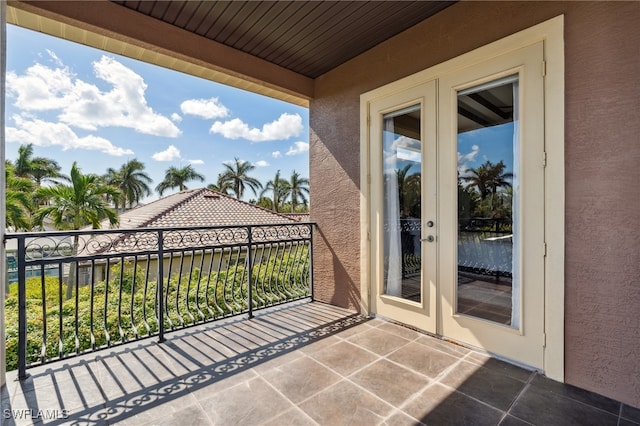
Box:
left=81, top=188, right=307, bottom=256
left=111, top=187, right=297, bottom=229
left=281, top=213, right=310, bottom=222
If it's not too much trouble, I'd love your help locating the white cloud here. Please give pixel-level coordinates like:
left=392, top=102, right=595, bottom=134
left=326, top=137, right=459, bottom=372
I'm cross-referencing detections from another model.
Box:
left=6, top=55, right=181, bottom=137
left=152, top=145, right=181, bottom=161
left=458, top=144, right=480, bottom=163
left=188, top=159, right=204, bottom=165
left=254, top=160, right=269, bottom=167
left=180, top=97, right=229, bottom=119
left=6, top=65, right=75, bottom=111
left=6, top=115, right=133, bottom=157
left=46, top=49, right=64, bottom=67
left=397, top=148, right=421, bottom=162
left=210, top=113, right=303, bottom=142
left=286, top=141, right=309, bottom=156
left=272, top=151, right=282, bottom=158
left=171, top=113, right=182, bottom=122
left=457, top=144, right=480, bottom=175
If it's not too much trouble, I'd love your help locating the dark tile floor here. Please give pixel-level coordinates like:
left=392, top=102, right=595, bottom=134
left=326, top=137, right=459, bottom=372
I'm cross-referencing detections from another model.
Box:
left=457, top=272, right=513, bottom=326
left=1, top=301, right=638, bottom=425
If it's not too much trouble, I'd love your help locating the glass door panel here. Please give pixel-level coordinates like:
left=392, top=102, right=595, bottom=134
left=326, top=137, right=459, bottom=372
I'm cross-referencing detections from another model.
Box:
left=369, top=79, right=437, bottom=334
left=438, top=41, right=545, bottom=369
left=382, top=105, right=422, bottom=302
left=367, top=39, right=546, bottom=369
left=456, top=76, right=519, bottom=327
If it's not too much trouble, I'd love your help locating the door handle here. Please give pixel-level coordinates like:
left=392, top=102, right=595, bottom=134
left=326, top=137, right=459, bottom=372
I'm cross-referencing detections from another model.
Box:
left=422, top=235, right=435, bottom=242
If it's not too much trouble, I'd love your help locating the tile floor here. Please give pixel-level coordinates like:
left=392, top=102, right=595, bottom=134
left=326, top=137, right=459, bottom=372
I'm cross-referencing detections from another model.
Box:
left=2, top=301, right=638, bottom=425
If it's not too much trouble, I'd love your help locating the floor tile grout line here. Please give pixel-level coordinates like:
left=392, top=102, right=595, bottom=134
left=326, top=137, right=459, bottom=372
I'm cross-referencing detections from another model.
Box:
left=302, top=374, right=395, bottom=421
left=414, top=350, right=528, bottom=417
left=564, top=393, right=624, bottom=418
left=305, top=325, right=490, bottom=421
left=618, top=400, right=624, bottom=426
left=272, top=351, right=400, bottom=421
left=253, top=362, right=322, bottom=426
left=619, top=413, right=640, bottom=426
left=370, top=315, right=481, bottom=360
left=503, top=374, right=627, bottom=423
left=502, top=371, right=538, bottom=424
left=187, top=397, right=216, bottom=426
left=15, top=302, right=634, bottom=425
left=380, top=408, right=426, bottom=426
left=23, top=308, right=360, bottom=424
left=431, top=349, right=477, bottom=384
left=307, top=342, right=384, bottom=382
left=219, top=323, right=386, bottom=412
left=391, top=351, right=476, bottom=414
left=527, top=377, right=625, bottom=420
left=225, top=316, right=500, bottom=424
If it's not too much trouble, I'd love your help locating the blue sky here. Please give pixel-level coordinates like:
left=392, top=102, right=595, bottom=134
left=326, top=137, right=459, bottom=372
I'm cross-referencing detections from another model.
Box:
left=5, top=24, right=309, bottom=203
left=458, top=122, right=515, bottom=178
left=386, top=122, right=515, bottom=179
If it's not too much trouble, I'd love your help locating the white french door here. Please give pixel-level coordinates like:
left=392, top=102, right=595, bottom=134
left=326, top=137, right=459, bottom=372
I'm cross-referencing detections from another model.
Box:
left=367, top=41, right=545, bottom=369
left=369, top=80, right=438, bottom=333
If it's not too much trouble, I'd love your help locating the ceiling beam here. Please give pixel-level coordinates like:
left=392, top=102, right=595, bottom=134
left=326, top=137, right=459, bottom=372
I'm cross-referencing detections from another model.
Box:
left=7, top=0, right=314, bottom=107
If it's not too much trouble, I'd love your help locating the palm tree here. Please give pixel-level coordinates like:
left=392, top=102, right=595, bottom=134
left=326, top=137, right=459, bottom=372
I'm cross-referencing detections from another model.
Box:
left=219, top=157, right=262, bottom=199
left=282, top=170, right=310, bottom=213
left=394, top=164, right=421, bottom=217
left=155, top=165, right=205, bottom=196
left=458, top=181, right=479, bottom=224
left=253, top=196, right=275, bottom=210
left=260, top=170, right=287, bottom=212
left=5, top=163, right=35, bottom=231
left=207, top=173, right=233, bottom=195
left=461, top=160, right=513, bottom=216
left=13, top=143, right=66, bottom=186
left=35, top=162, right=120, bottom=230
left=30, top=157, right=67, bottom=186
left=13, top=143, right=35, bottom=178
left=104, top=159, right=152, bottom=210
left=35, top=162, right=120, bottom=299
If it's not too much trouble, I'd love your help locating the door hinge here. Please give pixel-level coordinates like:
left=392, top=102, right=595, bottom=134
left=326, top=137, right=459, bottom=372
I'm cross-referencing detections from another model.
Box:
left=543, top=242, right=547, bottom=257
left=367, top=114, right=371, bottom=125
left=367, top=230, right=371, bottom=241
left=542, top=333, right=547, bottom=348
left=542, top=151, right=547, bottom=168
left=367, top=174, right=371, bottom=184
left=541, top=60, right=547, bottom=77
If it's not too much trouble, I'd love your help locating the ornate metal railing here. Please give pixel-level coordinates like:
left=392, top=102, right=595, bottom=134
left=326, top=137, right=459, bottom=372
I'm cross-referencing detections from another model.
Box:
left=4, top=223, right=314, bottom=378
left=458, top=218, right=513, bottom=278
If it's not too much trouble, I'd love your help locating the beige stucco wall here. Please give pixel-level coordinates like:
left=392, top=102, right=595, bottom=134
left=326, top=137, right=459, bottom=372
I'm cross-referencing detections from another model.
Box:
left=310, top=1, right=640, bottom=407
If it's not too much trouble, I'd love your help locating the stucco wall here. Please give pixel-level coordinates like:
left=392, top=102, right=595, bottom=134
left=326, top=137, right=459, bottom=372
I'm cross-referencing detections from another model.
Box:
left=310, top=1, right=640, bottom=407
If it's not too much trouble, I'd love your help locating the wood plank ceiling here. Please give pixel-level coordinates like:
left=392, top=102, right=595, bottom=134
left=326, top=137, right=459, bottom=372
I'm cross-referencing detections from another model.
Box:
left=111, top=1, right=454, bottom=79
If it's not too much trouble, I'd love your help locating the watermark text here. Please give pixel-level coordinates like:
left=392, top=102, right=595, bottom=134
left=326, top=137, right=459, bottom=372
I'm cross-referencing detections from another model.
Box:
left=3, top=408, right=70, bottom=420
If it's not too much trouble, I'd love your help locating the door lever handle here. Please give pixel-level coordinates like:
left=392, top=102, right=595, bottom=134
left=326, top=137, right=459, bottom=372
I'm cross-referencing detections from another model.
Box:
left=421, top=235, right=435, bottom=242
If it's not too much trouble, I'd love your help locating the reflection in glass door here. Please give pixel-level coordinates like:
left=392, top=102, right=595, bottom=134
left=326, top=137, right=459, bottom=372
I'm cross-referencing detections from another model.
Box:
left=382, top=105, right=422, bottom=302
left=368, top=40, right=546, bottom=369
left=456, top=76, right=519, bottom=327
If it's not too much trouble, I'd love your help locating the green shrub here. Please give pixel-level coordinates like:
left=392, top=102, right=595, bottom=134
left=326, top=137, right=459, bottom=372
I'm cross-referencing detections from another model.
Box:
left=8, top=276, right=68, bottom=307
left=4, top=251, right=310, bottom=371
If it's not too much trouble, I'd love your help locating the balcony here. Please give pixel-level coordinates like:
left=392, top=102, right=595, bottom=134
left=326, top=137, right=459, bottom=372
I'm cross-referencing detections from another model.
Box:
left=4, top=223, right=314, bottom=377
left=3, top=226, right=637, bottom=425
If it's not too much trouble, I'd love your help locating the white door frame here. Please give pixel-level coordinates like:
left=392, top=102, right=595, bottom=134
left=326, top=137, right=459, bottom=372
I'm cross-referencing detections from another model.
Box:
left=360, top=15, right=564, bottom=380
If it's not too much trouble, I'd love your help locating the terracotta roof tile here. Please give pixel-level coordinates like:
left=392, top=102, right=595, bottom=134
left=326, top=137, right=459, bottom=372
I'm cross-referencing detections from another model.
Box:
left=112, top=188, right=297, bottom=229
left=84, top=189, right=307, bottom=255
